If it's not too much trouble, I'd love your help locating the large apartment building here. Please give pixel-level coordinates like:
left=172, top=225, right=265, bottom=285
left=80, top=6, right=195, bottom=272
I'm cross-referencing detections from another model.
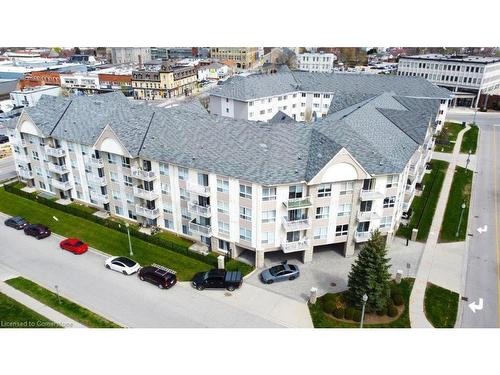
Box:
left=209, top=48, right=258, bottom=70
left=5, top=72, right=450, bottom=268
left=397, top=54, right=500, bottom=108
left=110, top=48, right=151, bottom=65
left=297, top=52, right=336, bottom=73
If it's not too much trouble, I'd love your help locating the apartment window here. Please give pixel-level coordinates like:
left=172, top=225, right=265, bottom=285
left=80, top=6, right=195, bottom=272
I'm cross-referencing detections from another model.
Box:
left=293, top=93, right=297, bottom=98
left=179, top=188, right=188, bottom=200
left=110, top=172, right=118, bottom=183
left=261, top=231, right=275, bottom=245
left=225, top=108, right=229, bottom=113
left=314, top=227, right=327, bottom=240
left=124, top=175, right=133, bottom=187
left=380, top=216, right=392, bottom=229
left=114, top=206, right=123, bottom=215
left=159, top=162, right=169, bottom=176
left=335, top=224, right=349, bottom=237
left=67, top=142, right=74, bottom=152
left=337, top=203, right=352, bottom=217
left=260, top=110, right=265, bottom=115
left=217, top=200, right=229, bottom=214
left=292, top=104, right=296, bottom=108
left=317, top=183, right=331, bottom=197
left=239, top=228, right=252, bottom=242
left=111, top=190, right=120, bottom=200
left=288, top=185, right=304, bottom=199
left=164, top=219, right=173, bottom=229
left=301, top=93, right=306, bottom=97
left=313, top=93, right=321, bottom=98
left=218, top=221, right=230, bottom=236
left=249, top=101, right=254, bottom=106
left=121, top=157, right=130, bottom=168
left=107, top=153, right=117, bottom=164
left=240, top=206, right=252, bottom=221
left=383, top=196, right=396, bottom=208
left=313, top=103, right=319, bottom=108
left=181, top=207, right=190, bottom=220
left=262, top=187, right=276, bottom=201
left=35, top=167, right=42, bottom=177
left=39, top=181, right=46, bottom=190
left=182, top=225, right=191, bottom=235
left=316, top=206, right=329, bottom=219
left=217, top=178, right=229, bottom=193
left=163, top=203, right=173, bottom=214
left=126, top=193, right=134, bottom=204
left=261, top=210, right=276, bottom=224
left=267, top=108, right=272, bottom=113
left=249, top=112, right=254, bottom=117
left=323, top=94, right=330, bottom=98
left=178, top=167, right=188, bottom=180
left=283, top=95, right=287, bottom=100
left=32, top=151, right=39, bottom=161
left=386, top=175, right=399, bottom=188
left=239, top=184, right=252, bottom=199
left=339, top=181, right=353, bottom=195
left=161, top=183, right=169, bottom=195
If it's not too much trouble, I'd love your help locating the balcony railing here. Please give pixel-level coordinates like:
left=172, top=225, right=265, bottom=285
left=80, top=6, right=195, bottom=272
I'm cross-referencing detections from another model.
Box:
left=283, top=196, right=312, bottom=209
left=186, top=182, right=211, bottom=196
left=281, top=216, right=311, bottom=232
left=131, top=167, right=157, bottom=181
left=48, top=162, right=69, bottom=174
left=357, top=210, right=381, bottom=221
left=189, top=219, right=212, bottom=236
left=187, top=202, right=211, bottom=217
left=354, top=231, right=371, bottom=243
left=281, top=238, right=310, bottom=253
left=87, top=174, right=107, bottom=186
left=360, top=189, right=384, bottom=201
left=18, top=169, right=33, bottom=179
left=133, top=186, right=159, bottom=200
left=44, top=145, right=66, bottom=158
left=135, top=204, right=160, bottom=219
left=51, top=179, right=73, bottom=191
left=90, top=191, right=110, bottom=204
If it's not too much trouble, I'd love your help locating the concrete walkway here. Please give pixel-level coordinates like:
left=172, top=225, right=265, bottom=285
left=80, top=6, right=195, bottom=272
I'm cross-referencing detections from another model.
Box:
left=409, top=124, right=470, bottom=328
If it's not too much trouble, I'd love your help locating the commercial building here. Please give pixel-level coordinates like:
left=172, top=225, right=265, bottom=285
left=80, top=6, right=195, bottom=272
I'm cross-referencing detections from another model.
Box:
left=18, top=71, right=61, bottom=90
left=397, top=54, right=500, bottom=107
left=297, top=52, right=336, bottom=73
left=110, top=48, right=151, bottom=65
left=60, top=73, right=100, bottom=94
left=9, top=86, right=61, bottom=107
left=6, top=69, right=450, bottom=267
left=209, top=48, right=258, bottom=70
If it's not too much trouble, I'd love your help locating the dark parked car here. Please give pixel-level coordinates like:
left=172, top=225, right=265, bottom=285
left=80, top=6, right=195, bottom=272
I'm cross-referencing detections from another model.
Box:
left=138, top=264, right=177, bottom=289
left=23, top=224, right=51, bottom=239
left=260, top=261, right=300, bottom=284
left=4, top=216, right=28, bottom=230
left=0, top=135, right=9, bottom=144
left=192, top=269, right=243, bottom=291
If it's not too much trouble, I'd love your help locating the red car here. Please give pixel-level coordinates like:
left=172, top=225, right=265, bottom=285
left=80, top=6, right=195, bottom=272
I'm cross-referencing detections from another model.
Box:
left=59, top=238, right=88, bottom=254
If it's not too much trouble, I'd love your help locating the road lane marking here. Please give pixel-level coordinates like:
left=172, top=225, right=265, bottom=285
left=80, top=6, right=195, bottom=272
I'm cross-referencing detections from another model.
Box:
left=493, top=126, right=500, bottom=327
left=477, top=225, right=488, bottom=233
left=469, top=298, right=484, bottom=313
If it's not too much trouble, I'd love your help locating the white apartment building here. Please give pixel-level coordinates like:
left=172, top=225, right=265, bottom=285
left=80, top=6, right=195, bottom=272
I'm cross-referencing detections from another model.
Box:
left=297, top=52, right=336, bottom=73
left=397, top=54, right=500, bottom=108
left=110, top=48, right=151, bottom=65
left=60, top=73, right=100, bottom=93
left=5, top=74, right=449, bottom=268
left=9, top=85, right=61, bottom=107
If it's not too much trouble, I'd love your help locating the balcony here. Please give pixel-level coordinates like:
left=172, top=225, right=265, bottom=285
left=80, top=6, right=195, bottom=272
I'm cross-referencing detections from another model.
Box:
left=189, top=219, right=212, bottom=236
left=90, top=191, right=110, bottom=204
left=360, top=189, right=384, bottom=201
left=354, top=231, right=371, bottom=243
left=44, top=145, right=66, bottom=158
left=135, top=204, right=160, bottom=219
left=131, top=167, right=157, bottom=181
left=187, top=202, right=211, bottom=217
left=283, top=196, right=313, bottom=209
left=281, top=216, right=311, bottom=232
left=281, top=238, right=310, bottom=253
left=357, top=210, right=381, bottom=221
left=48, top=162, right=69, bottom=174
left=87, top=174, right=107, bottom=186
left=18, top=169, right=33, bottom=179
left=186, top=182, right=211, bottom=197
left=133, top=186, right=159, bottom=200
left=51, top=179, right=73, bottom=191
left=90, top=156, right=104, bottom=168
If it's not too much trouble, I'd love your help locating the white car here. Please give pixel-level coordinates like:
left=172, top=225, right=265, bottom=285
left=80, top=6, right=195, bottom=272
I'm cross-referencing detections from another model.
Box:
left=104, top=256, right=141, bottom=275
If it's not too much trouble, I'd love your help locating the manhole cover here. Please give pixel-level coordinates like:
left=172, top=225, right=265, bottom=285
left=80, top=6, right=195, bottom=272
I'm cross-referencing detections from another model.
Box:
left=461, top=296, right=469, bottom=302
left=224, top=292, right=232, bottom=297
left=330, top=282, right=337, bottom=287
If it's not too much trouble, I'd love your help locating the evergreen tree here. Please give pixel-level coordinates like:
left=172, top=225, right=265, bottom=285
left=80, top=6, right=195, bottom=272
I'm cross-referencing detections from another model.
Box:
left=346, top=230, right=392, bottom=312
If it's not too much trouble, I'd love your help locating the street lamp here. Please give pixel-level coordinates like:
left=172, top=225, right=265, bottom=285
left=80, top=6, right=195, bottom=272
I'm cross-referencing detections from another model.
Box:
left=456, top=203, right=466, bottom=238
left=125, top=222, right=133, bottom=256
left=360, top=293, right=368, bottom=328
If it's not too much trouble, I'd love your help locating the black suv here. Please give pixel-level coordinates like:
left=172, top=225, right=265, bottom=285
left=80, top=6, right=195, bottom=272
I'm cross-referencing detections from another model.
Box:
left=138, top=264, right=177, bottom=289
left=4, top=216, right=29, bottom=230
left=24, top=224, right=51, bottom=239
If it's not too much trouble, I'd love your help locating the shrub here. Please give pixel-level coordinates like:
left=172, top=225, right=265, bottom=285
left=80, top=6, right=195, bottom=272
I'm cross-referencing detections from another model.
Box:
left=323, top=300, right=336, bottom=315
left=376, top=306, right=387, bottom=316
left=353, top=310, right=362, bottom=322
left=388, top=305, right=399, bottom=318
left=345, top=307, right=355, bottom=321
left=392, top=294, right=404, bottom=306
left=322, top=294, right=337, bottom=306
left=333, top=308, right=345, bottom=320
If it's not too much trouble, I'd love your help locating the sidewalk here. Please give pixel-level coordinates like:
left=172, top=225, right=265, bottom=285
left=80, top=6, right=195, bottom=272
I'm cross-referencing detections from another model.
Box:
left=0, top=281, right=85, bottom=328
left=409, top=125, right=470, bottom=328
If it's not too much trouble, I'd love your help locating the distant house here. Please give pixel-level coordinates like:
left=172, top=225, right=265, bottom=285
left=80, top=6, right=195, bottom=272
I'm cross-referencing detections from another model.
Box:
left=197, top=63, right=230, bottom=81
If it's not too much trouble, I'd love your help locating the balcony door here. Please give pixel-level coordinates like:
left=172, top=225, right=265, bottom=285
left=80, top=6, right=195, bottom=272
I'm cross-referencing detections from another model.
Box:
left=360, top=200, right=373, bottom=212
left=362, top=178, right=375, bottom=191
left=198, top=173, right=209, bottom=187
left=289, top=185, right=304, bottom=199
left=286, top=231, right=300, bottom=243
left=357, top=221, right=370, bottom=233
left=198, top=195, right=210, bottom=207
left=289, top=209, right=306, bottom=221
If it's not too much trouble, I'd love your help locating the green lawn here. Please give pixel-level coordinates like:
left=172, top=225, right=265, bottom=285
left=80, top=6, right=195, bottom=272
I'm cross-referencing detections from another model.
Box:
left=435, top=122, right=464, bottom=153
left=439, top=166, right=472, bottom=242
left=68, top=202, right=98, bottom=214
left=397, top=160, right=449, bottom=242
left=309, top=278, right=414, bottom=328
left=0, top=188, right=248, bottom=281
left=424, top=283, right=459, bottom=328
left=6, top=277, right=119, bottom=328
left=153, top=229, right=195, bottom=248
left=460, top=124, right=479, bottom=154
left=0, top=292, right=61, bottom=328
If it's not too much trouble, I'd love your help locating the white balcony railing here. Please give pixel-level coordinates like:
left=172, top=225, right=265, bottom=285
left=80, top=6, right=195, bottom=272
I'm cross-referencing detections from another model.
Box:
left=133, top=186, right=159, bottom=200
left=357, top=210, right=381, bottom=221
left=281, top=216, right=311, bottom=232
left=87, top=174, right=107, bottom=186
left=90, top=191, right=110, bottom=204
left=189, top=220, right=212, bottom=236
left=281, top=238, right=310, bottom=253
left=48, top=162, right=69, bottom=174
left=360, top=189, right=384, bottom=201
left=131, top=167, right=157, bottom=181
left=44, top=145, right=66, bottom=158
left=18, top=169, right=33, bottom=179
left=187, top=202, right=211, bottom=217
left=186, top=182, right=211, bottom=196
left=51, top=179, right=73, bottom=191
left=283, top=196, right=313, bottom=209
left=135, top=204, right=160, bottom=219
left=354, top=231, right=371, bottom=243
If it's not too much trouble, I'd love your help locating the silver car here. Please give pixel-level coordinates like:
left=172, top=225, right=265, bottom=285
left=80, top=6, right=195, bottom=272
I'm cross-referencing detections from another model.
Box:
left=260, top=262, right=300, bottom=284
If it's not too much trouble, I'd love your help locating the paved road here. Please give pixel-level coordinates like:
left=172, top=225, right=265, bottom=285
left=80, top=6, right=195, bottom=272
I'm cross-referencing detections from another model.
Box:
left=0, top=216, right=312, bottom=328
left=0, top=155, right=16, bottom=181
left=447, top=109, right=500, bottom=328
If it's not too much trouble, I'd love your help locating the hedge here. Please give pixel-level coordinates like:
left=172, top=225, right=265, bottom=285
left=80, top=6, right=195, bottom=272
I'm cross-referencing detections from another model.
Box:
left=3, top=183, right=218, bottom=268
